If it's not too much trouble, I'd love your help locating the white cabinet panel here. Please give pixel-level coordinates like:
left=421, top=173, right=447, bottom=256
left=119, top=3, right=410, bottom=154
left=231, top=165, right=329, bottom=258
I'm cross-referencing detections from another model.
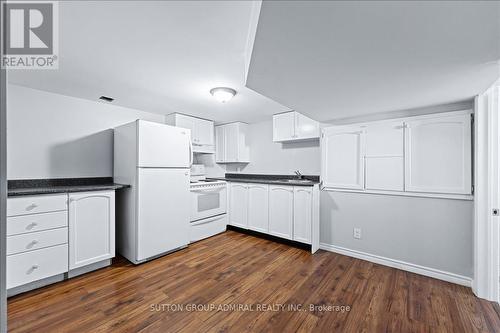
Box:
left=293, top=187, right=312, bottom=244
left=215, top=123, right=249, bottom=163
left=69, top=191, right=115, bottom=269
left=269, top=185, right=293, bottom=239
left=215, top=126, right=225, bottom=163
left=247, top=184, right=269, bottom=233
left=321, top=126, right=365, bottom=189
left=365, top=157, right=404, bottom=191
left=229, top=183, right=248, bottom=228
left=7, top=244, right=68, bottom=289
left=273, top=111, right=319, bottom=142
left=7, top=228, right=68, bottom=256
left=196, top=118, right=215, bottom=146
left=364, top=122, right=404, bottom=191
left=7, top=194, right=67, bottom=217
left=165, top=113, right=215, bottom=152
left=273, top=112, right=296, bottom=141
left=365, top=122, right=404, bottom=157
left=405, top=113, right=472, bottom=194
left=295, top=112, right=320, bottom=140
left=7, top=211, right=67, bottom=236
left=225, top=123, right=239, bottom=162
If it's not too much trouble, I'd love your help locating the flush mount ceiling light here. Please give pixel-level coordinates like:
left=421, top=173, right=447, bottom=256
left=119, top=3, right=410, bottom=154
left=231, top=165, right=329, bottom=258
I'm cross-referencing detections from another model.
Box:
left=210, top=87, right=237, bottom=103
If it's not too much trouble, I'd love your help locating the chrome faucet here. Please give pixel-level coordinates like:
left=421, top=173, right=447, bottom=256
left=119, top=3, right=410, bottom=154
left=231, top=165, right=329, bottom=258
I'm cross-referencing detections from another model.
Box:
left=294, top=170, right=304, bottom=180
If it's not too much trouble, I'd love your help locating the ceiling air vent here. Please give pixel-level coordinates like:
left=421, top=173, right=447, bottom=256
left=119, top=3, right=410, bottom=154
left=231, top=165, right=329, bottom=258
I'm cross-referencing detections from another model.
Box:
left=99, top=95, right=114, bottom=102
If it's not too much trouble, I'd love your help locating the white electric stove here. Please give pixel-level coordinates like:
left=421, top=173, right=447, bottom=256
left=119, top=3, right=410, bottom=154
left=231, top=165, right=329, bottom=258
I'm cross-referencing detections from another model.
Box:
left=189, top=165, right=227, bottom=242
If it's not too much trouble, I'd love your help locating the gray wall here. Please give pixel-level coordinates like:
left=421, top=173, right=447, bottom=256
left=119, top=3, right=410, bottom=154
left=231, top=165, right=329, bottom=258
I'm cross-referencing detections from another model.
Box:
left=7, top=84, right=164, bottom=179
left=233, top=103, right=474, bottom=278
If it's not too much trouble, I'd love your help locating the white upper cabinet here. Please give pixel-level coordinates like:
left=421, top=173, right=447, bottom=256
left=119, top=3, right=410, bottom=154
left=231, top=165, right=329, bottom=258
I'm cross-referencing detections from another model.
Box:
left=321, top=126, right=365, bottom=189
left=215, top=122, right=250, bottom=163
left=364, top=122, right=404, bottom=191
left=321, top=110, right=473, bottom=198
left=273, top=111, right=319, bottom=142
left=165, top=113, right=215, bottom=153
left=247, top=184, right=269, bottom=233
left=405, top=113, right=472, bottom=195
left=68, top=191, right=115, bottom=270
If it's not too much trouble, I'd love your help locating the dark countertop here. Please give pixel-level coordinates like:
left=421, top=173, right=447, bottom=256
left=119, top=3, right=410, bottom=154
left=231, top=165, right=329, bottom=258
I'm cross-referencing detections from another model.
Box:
left=208, top=173, right=319, bottom=187
left=8, top=177, right=130, bottom=197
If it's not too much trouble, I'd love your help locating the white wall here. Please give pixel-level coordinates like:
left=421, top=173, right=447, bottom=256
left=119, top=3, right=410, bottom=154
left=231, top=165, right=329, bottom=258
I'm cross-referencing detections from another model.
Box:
left=7, top=84, right=164, bottom=179
left=232, top=104, right=474, bottom=279
left=228, top=119, right=320, bottom=175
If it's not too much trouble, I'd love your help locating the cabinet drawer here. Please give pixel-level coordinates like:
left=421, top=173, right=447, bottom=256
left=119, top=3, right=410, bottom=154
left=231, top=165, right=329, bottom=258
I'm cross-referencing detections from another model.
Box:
left=7, top=228, right=68, bottom=255
left=7, top=244, right=68, bottom=289
left=7, top=211, right=68, bottom=236
left=8, top=194, right=67, bottom=217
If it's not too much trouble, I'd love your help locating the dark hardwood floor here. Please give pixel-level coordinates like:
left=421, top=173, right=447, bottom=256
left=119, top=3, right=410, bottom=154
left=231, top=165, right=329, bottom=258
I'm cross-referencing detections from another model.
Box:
left=7, top=231, right=500, bottom=332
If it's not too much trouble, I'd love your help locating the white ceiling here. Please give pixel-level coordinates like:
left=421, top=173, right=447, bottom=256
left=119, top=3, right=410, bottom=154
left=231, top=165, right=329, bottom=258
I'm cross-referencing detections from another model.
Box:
left=9, top=1, right=500, bottom=124
left=8, top=1, right=289, bottom=123
left=246, top=1, right=500, bottom=121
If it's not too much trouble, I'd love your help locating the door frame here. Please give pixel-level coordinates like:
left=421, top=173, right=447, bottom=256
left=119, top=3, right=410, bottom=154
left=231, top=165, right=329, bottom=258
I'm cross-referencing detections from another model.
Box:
left=473, top=81, right=500, bottom=303
left=0, top=0, right=7, bottom=328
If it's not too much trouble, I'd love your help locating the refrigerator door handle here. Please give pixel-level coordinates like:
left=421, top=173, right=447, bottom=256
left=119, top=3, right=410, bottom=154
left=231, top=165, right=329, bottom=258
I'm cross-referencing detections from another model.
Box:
left=189, top=138, right=193, bottom=166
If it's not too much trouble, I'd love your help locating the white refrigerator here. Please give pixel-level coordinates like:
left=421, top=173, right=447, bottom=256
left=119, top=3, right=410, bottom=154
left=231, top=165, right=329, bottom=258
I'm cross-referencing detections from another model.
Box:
left=114, top=120, right=192, bottom=264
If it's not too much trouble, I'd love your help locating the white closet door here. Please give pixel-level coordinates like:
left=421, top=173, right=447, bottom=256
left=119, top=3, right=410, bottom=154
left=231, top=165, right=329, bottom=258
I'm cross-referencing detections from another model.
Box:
left=365, top=122, right=404, bottom=191
left=405, top=113, right=472, bottom=194
left=321, top=126, right=365, bottom=189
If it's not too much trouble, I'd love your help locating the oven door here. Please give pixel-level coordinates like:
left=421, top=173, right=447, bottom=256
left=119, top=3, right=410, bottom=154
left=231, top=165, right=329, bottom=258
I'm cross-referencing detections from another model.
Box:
left=190, top=185, right=227, bottom=222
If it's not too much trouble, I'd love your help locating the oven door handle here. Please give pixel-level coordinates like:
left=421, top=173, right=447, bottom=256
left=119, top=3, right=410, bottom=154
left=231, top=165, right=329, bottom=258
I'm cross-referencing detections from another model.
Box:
left=191, top=188, right=225, bottom=193
left=191, top=215, right=225, bottom=226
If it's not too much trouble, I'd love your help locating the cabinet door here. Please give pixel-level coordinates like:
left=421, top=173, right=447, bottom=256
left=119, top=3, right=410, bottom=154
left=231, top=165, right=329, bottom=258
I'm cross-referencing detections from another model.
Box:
left=273, top=112, right=295, bottom=142
left=364, top=122, right=404, bottom=191
left=321, top=126, right=365, bottom=189
left=293, top=187, right=312, bottom=244
left=295, top=113, right=320, bottom=140
left=215, top=126, right=225, bottom=162
left=229, top=183, right=248, bottom=228
left=269, top=186, right=293, bottom=239
left=405, top=113, right=472, bottom=194
left=69, top=191, right=115, bottom=270
left=175, top=114, right=196, bottom=142
left=224, top=123, right=239, bottom=162
left=247, top=184, right=269, bottom=233
left=195, top=118, right=214, bottom=146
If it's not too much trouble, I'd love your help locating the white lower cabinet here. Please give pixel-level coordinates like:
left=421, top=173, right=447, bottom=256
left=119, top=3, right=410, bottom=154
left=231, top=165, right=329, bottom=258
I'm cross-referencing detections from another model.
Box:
left=228, top=182, right=318, bottom=250
left=228, top=183, right=248, bottom=228
left=7, top=244, right=68, bottom=289
left=268, top=185, right=294, bottom=240
left=293, top=187, right=312, bottom=244
left=247, top=184, right=269, bottom=233
left=69, top=191, right=115, bottom=270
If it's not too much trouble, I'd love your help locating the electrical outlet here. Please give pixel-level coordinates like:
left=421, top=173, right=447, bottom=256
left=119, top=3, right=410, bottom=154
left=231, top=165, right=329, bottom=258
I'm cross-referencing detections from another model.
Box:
left=353, top=228, right=362, bottom=239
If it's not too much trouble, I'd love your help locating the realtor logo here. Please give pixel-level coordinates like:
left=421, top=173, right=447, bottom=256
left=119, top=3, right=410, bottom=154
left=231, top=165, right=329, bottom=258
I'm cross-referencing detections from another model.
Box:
left=2, top=1, right=58, bottom=69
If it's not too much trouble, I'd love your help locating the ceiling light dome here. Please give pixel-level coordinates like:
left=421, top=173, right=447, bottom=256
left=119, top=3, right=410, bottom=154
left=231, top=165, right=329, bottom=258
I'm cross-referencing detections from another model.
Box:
left=210, top=87, right=236, bottom=103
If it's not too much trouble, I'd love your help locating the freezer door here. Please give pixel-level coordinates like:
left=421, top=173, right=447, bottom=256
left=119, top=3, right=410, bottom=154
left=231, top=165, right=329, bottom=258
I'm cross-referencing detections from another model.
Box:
left=137, top=120, right=191, bottom=168
left=136, top=168, right=190, bottom=261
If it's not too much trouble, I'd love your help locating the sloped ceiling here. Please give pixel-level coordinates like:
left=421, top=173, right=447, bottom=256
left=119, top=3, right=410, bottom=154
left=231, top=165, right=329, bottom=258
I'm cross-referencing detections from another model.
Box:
left=246, top=1, right=500, bottom=121
left=8, top=1, right=289, bottom=123
left=8, top=1, right=500, bottom=124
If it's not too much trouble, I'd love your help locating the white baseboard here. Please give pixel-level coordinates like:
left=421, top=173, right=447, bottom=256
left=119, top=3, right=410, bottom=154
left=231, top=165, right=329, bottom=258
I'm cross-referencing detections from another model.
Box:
left=319, top=243, right=472, bottom=287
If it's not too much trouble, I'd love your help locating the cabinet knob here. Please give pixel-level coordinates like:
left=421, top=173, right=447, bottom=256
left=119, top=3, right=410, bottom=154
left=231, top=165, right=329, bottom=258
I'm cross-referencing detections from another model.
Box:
left=27, top=222, right=38, bottom=230
left=26, top=203, right=38, bottom=211
left=27, top=240, right=38, bottom=248
left=31, top=265, right=39, bottom=270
